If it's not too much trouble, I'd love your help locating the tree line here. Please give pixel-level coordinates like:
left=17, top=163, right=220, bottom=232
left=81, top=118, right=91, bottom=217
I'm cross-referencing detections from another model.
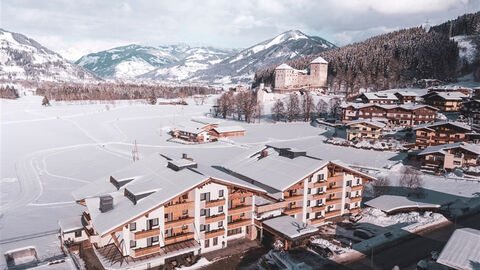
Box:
left=254, top=27, right=459, bottom=96
left=214, top=91, right=263, bottom=123
left=0, top=85, right=19, bottom=99
left=271, top=93, right=341, bottom=122
left=35, top=82, right=218, bottom=101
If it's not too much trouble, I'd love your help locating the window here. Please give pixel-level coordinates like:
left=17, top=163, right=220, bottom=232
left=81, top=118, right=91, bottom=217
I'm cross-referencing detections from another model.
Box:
left=147, top=218, right=159, bottom=230
left=345, top=192, right=350, bottom=198
left=130, top=240, right=136, bottom=248
left=227, top=228, right=242, bottom=236
left=205, top=239, right=209, bottom=248
left=213, top=237, right=218, bottom=246
left=182, top=209, right=188, bottom=215
left=200, top=209, right=206, bottom=216
left=240, top=197, right=245, bottom=203
left=152, top=236, right=159, bottom=243
left=219, top=190, right=224, bottom=198
left=227, top=216, right=232, bottom=223
left=218, top=221, right=223, bottom=228
left=182, top=224, right=188, bottom=230
left=318, top=187, right=323, bottom=194
left=200, top=193, right=206, bottom=201
left=306, top=213, right=310, bottom=219
left=218, top=206, right=223, bottom=213
left=307, top=188, right=311, bottom=194
left=165, top=228, right=172, bottom=237
left=307, top=200, right=310, bottom=207
left=317, top=174, right=324, bottom=182
left=346, top=180, right=352, bottom=187
left=182, top=194, right=188, bottom=200
left=165, top=213, right=173, bottom=222
left=75, top=230, right=82, bottom=238
left=147, top=236, right=158, bottom=247
left=130, top=222, right=136, bottom=231
left=240, top=213, right=245, bottom=217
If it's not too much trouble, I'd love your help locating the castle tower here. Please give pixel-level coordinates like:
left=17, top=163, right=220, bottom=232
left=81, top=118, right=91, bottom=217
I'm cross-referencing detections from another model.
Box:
left=274, top=63, right=295, bottom=91
left=309, top=56, right=328, bottom=88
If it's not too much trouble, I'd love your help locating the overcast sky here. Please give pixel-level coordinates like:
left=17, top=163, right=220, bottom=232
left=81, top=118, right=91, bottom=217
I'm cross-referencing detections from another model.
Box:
left=2, top=0, right=479, bottom=61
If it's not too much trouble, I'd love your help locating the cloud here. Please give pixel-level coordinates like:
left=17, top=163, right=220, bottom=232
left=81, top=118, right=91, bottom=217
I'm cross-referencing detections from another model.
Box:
left=334, top=0, right=469, bottom=15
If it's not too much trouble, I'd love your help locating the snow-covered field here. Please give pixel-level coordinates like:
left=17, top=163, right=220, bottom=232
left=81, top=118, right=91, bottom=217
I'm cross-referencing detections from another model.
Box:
left=1, top=93, right=479, bottom=268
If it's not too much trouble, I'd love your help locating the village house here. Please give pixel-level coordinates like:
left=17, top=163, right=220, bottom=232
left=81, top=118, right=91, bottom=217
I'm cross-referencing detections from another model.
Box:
left=273, top=57, right=328, bottom=93
left=341, top=103, right=438, bottom=127
left=358, top=92, right=399, bottom=104
left=171, top=118, right=244, bottom=142
left=461, top=99, right=480, bottom=126
left=209, top=126, right=245, bottom=138
left=415, top=142, right=480, bottom=171
left=427, top=85, right=472, bottom=96
left=422, top=91, right=468, bottom=112
left=393, top=90, right=418, bottom=104
left=346, top=119, right=386, bottom=141
left=413, top=121, right=473, bottom=150
left=63, top=147, right=375, bottom=268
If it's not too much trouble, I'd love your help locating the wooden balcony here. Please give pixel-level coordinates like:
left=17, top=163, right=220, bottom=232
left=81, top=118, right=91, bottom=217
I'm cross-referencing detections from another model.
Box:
left=164, top=232, right=195, bottom=245
left=312, top=193, right=326, bottom=200
left=349, top=207, right=361, bottom=214
left=310, top=217, right=325, bottom=225
left=228, top=219, right=251, bottom=229
left=134, top=228, right=160, bottom=240
left=164, top=201, right=194, bottom=212
left=284, top=207, right=303, bottom=215
left=205, top=214, right=225, bottom=224
left=82, top=211, right=91, bottom=222
left=134, top=244, right=160, bottom=257
left=325, top=210, right=341, bottom=218
left=325, top=198, right=342, bottom=206
left=313, top=181, right=328, bottom=188
left=164, top=217, right=194, bottom=229
left=229, top=192, right=252, bottom=200
left=255, top=201, right=288, bottom=213
left=327, top=186, right=343, bottom=193
left=228, top=205, right=252, bottom=215
left=205, top=199, right=226, bottom=208
left=205, top=229, right=225, bottom=239
left=284, top=195, right=303, bottom=202
left=328, top=175, right=343, bottom=183
left=351, top=185, right=363, bottom=192
left=349, top=196, right=362, bottom=203
left=311, top=205, right=325, bottom=212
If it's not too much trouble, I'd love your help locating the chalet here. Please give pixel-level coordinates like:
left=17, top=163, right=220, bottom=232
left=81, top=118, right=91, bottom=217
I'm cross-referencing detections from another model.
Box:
left=65, top=147, right=376, bottom=267
left=416, top=142, right=480, bottom=171
left=428, top=85, right=472, bottom=96
left=393, top=90, right=418, bottom=104
left=209, top=126, right=245, bottom=138
left=341, top=103, right=438, bottom=127
left=422, top=91, right=468, bottom=111
left=171, top=119, right=245, bottom=142
left=413, top=121, right=472, bottom=150
left=461, top=99, right=480, bottom=125
left=359, top=92, right=398, bottom=104
left=346, top=119, right=386, bottom=141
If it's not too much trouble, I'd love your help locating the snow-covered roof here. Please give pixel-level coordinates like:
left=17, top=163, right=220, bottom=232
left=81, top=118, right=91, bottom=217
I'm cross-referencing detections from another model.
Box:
left=423, top=91, right=468, bottom=100
left=310, top=56, right=328, bottom=64
left=191, top=117, right=223, bottom=125
left=276, top=63, right=294, bottom=70
left=262, top=215, right=318, bottom=240
left=364, top=195, right=440, bottom=214
left=212, top=125, right=245, bottom=133
left=361, top=92, right=399, bottom=101
left=346, top=119, right=386, bottom=129
left=73, top=153, right=265, bottom=236
left=437, top=228, right=480, bottom=270
left=341, top=102, right=438, bottom=111
left=418, top=142, right=480, bottom=156
left=394, top=90, right=419, bottom=97
left=413, top=120, right=472, bottom=131
left=58, top=216, right=85, bottom=233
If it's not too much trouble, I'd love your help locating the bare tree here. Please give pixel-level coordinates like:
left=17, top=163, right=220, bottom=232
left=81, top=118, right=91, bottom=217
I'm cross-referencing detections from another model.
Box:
left=301, top=92, right=314, bottom=121
left=399, top=167, right=424, bottom=197
left=372, top=176, right=390, bottom=197
left=286, top=94, right=300, bottom=122
left=42, top=96, right=50, bottom=106
left=315, top=99, right=328, bottom=118
left=148, top=90, right=157, bottom=105
left=271, top=99, right=285, bottom=121
left=328, top=97, right=341, bottom=117
left=216, top=92, right=233, bottom=119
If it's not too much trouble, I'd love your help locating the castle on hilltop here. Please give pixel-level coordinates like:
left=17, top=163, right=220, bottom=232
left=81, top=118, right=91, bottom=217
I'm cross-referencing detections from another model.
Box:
left=273, top=56, right=328, bottom=93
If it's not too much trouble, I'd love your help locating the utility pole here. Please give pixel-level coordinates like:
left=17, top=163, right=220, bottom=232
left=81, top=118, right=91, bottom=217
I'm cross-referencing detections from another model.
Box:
left=132, top=140, right=139, bottom=162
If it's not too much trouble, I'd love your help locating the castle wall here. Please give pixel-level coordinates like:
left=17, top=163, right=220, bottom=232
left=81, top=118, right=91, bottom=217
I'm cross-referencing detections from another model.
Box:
left=274, top=62, right=327, bottom=92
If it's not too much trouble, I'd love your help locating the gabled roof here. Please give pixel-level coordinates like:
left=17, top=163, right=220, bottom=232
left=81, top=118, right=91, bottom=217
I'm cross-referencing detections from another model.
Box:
left=417, top=142, right=480, bottom=156
left=346, top=119, right=386, bottom=129
left=361, top=92, right=399, bottom=101
left=413, top=121, right=472, bottom=132
left=212, top=125, right=245, bottom=133
left=276, top=63, right=294, bottom=70
left=59, top=216, right=85, bottom=233
left=437, top=228, right=480, bottom=270
left=394, top=90, right=419, bottom=97
left=341, top=102, right=438, bottom=111
left=310, top=56, right=328, bottom=64
left=422, top=91, right=468, bottom=101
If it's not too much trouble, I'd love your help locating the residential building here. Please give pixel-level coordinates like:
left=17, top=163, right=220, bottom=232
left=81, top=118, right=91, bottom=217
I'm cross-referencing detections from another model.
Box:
left=422, top=91, right=468, bottom=111
left=428, top=85, right=472, bottom=96
left=209, top=126, right=245, bottom=138
left=416, top=142, right=480, bottom=170
left=437, top=228, right=480, bottom=270
left=462, top=99, right=480, bottom=125
left=171, top=119, right=244, bottom=142
left=413, top=121, right=472, bottom=150
left=341, top=103, right=438, bottom=127
left=273, top=57, right=328, bottom=93
left=393, top=90, right=418, bottom=104
left=358, top=92, right=398, bottom=104
left=346, top=119, right=386, bottom=141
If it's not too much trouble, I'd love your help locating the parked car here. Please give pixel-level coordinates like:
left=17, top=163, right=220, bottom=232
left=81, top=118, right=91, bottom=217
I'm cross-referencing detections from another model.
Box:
left=307, top=242, right=334, bottom=257
left=353, top=229, right=374, bottom=239
left=349, top=213, right=362, bottom=222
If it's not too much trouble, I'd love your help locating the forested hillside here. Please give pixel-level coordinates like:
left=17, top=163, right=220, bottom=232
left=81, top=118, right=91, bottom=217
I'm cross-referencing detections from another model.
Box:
left=254, top=27, right=458, bottom=95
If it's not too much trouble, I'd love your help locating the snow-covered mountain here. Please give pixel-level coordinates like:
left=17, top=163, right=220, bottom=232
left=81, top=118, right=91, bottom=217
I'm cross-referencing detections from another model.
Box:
left=0, top=28, right=99, bottom=82
left=192, top=30, right=336, bottom=84
left=77, top=44, right=235, bottom=80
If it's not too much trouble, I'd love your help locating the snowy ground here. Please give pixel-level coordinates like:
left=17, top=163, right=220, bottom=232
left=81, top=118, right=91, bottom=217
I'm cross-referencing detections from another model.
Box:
left=1, top=93, right=479, bottom=268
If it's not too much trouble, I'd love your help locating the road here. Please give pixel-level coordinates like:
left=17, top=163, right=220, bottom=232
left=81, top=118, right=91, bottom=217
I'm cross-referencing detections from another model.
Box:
left=344, top=213, right=480, bottom=270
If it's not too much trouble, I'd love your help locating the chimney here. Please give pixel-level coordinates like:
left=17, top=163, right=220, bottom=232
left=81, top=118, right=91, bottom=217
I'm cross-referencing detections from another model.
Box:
left=182, top=153, right=194, bottom=161
left=99, top=195, right=113, bottom=213
left=260, top=150, right=268, bottom=158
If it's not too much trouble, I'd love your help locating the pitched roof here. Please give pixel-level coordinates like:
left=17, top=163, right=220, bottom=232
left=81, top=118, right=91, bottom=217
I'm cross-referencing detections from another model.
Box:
left=423, top=91, right=468, bottom=100
left=364, top=195, right=440, bottom=214
left=437, top=228, right=480, bottom=270
left=394, top=90, right=419, bottom=97
left=58, top=216, right=85, bottom=233
left=413, top=121, right=472, bottom=132
left=310, top=56, right=328, bottom=64
left=346, top=119, right=386, bottom=129
left=417, top=142, right=480, bottom=156
left=276, top=63, right=294, bottom=70
left=212, top=125, right=245, bottom=133
left=361, top=92, right=399, bottom=101
left=341, top=102, right=438, bottom=111
left=262, top=215, right=318, bottom=240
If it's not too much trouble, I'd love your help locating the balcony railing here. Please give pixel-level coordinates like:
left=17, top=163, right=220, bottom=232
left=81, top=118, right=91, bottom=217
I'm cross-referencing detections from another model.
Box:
left=311, top=205, right=325, bottom=212
left=313, top=181, right=328, bottom=188
left=82, top=211, right=91, bottom=222
left=351, top=185, right=363, bottom=192
left=312, top=193, right=326, bottom=200
left=325, top=210, right=341, bottom=218
left=228, top=205, right=252, bottom=215
left=227, top=219, right=251, bottom=229
left=325, top=198, right=342, bottom=206
left=349, top=196, right=362, bottom=203
left=327, top=186, right=343, bottom=193
left=255, top=201, right=288, bottom=213
left=284, top=194, right=303, bottom=202
left=164, top=201, right=194, bottom=212
left=328, top=175, right=344, bottom=182
left=134, top=228, right=160, bottom=240
left=310, top=217, right=325, bottom=225
left=134, top=244, right=160, bottom=257
left=205, top=229, right=225, bottom=239
left=164, top=217, right=194, bottom=229
left=205, top=198, right=226, bottom=208
left=284, top=207, right=302, bottom=215
left=205, top=214, right=225, bottom=224
left=164, top=232, right=195, bottom=245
